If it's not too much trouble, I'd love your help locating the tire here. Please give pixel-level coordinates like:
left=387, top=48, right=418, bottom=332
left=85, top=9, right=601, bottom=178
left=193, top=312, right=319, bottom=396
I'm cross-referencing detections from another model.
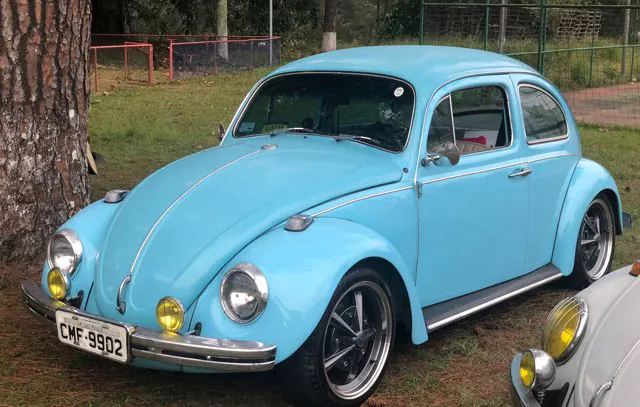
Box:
left=568, top=193, right=616, bottom=288
left=281, top=267, right=396, bottom=407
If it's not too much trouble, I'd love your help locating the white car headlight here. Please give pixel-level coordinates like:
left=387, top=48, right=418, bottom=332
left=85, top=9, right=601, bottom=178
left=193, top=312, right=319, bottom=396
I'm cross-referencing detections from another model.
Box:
left=220, top=263, right=268, bottom=324
left=47, top=229, right=83, bottom=275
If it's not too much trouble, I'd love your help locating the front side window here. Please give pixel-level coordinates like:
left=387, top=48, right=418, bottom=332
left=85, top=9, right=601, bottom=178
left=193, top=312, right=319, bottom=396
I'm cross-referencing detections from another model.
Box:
left=519, top=86, right=568, bottom=143
left=451, top=86, right=511, bottom=155
left=235, top=73, right=415, bottom=152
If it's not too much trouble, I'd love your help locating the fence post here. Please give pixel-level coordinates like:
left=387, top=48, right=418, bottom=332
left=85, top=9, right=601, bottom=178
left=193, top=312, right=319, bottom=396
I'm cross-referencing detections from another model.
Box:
left=420, top=0, right=425, bottom=45
left=124, top=45, right=129, bottom=80
left=148, top=44, right=155, bottom=85
left=484, top=0, right=490, bottom=51
left=631, top=0, right=639, bottom=80
left=588, top=13, right=597, bottom=87
left=536, top=0, right=547, bottom=74
left=622, top=0, right=631, bottom=76
left=169, top=39, right=174, bottom=81
left=93, top=48, right=98, bottom=92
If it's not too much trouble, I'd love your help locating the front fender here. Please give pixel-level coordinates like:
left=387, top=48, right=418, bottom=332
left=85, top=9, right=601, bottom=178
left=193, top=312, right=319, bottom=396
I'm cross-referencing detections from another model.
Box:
left=552, top=158, right=622, bottom=275
left=39, top=199, right=121, bottom=300
left=189, top=217, right=428, bottom=364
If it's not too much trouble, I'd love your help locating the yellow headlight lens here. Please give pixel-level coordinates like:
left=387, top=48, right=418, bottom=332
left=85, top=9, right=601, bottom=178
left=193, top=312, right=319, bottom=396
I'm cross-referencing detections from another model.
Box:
left=156, top=297, right=184, bottom=333
left=47, top=267, right=68, bottom=301
left=543, top=297, right=587, bottom=363
left=519, top=351, right=536, bottom=389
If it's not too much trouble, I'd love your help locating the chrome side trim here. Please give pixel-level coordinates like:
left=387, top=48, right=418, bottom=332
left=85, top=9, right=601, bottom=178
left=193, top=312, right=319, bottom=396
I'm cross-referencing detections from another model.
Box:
left=128, top=150, right=262, bottom=278
left=116, top=275, right=131, bottom=314
left=420, top=153, right=577, bottom=186
left=21, top=280, right=277, bottom=373
left=310, top=185, right=413, bottom=218
left=426, top=272, right=562, bottom=331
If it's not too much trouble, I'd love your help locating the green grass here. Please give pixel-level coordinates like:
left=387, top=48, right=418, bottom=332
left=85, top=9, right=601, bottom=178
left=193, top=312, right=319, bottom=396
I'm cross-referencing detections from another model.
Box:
left=2, top=69, right=638, bottom=407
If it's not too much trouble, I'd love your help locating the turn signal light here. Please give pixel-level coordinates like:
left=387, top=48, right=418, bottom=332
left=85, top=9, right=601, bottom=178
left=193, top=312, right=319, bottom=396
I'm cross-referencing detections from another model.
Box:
left=630, top=260, right=640, bottom=277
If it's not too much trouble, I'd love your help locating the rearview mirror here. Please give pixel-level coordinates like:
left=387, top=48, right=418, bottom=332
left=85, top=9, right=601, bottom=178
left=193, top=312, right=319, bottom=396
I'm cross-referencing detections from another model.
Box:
left=217, top=122, right=226, bottom=144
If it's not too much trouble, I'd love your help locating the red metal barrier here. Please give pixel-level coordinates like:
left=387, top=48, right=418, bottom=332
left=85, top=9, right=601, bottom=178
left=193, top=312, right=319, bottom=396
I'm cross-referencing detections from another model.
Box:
left=90, top=43, right=154, bottom=91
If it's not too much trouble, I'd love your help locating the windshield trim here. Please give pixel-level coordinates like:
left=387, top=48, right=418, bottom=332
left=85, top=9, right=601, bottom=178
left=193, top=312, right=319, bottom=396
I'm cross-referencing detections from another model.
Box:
left=231, top=71, right=417, bottom=154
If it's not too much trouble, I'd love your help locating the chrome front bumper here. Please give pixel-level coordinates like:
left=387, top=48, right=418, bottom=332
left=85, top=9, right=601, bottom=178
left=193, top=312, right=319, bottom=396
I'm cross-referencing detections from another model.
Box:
left=510, top=353, right=543, bottom=407
left=21, top=280, right=276, bottom=372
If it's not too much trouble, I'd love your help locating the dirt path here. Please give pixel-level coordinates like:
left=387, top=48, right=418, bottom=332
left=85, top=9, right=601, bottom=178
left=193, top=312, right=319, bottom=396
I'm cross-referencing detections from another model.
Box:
left=564, top=82, right=640, bottom=128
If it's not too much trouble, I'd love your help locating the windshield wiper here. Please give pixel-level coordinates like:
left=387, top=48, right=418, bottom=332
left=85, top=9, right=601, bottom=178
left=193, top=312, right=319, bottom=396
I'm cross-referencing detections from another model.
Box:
left=269, top=127, right=318, bottom=136
left=332, top=134, right=381, bottom=145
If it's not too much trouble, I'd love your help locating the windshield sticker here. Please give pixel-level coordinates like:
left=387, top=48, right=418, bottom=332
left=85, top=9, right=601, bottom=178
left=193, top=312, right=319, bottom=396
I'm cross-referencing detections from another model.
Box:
left=394, top=87, right=405, bottom=97
left=261, top=123, right=288, bottom=133
left=239, top=122, right=255, bottom=132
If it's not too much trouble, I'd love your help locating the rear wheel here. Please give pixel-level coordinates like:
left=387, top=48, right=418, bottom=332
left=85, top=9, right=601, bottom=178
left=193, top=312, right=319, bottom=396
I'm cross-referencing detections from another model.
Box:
left=569, top=194, right=615, bottom=288
left=282, top=268, right=395, bottom=407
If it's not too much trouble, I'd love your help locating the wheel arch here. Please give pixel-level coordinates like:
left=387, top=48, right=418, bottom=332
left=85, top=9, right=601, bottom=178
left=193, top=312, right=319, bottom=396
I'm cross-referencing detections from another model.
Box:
left=552, top=158, right=622, bottom=275
left=351, top=257, right=413, bottom=338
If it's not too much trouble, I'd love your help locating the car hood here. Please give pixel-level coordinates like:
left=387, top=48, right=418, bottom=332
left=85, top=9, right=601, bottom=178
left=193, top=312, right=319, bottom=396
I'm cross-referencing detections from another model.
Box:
left=574, top=274, right=640, bottom=406
left=94, top=138, right=402, bottom=323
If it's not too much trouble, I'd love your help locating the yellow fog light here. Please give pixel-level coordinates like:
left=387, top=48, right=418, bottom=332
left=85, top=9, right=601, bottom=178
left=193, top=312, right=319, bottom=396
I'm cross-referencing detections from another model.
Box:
left=543, top=297, right=588, bottom=363
left=156, top=297, right=184, bottom=333
left=519, top=351, right=535, bottom=389
left=519, top=349, right=556, bottom=392
left=47, top=267, right=69, bottom=301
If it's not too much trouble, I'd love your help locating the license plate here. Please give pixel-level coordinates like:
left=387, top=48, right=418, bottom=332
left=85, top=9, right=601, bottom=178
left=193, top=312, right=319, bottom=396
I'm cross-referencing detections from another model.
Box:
left=55, top=310, right=129, bottom=363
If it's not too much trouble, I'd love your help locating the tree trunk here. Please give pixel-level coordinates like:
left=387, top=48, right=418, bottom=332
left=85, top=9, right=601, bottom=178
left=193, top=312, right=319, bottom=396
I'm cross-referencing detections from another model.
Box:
left=217, top=0, right=228, bottom=60
left=322, top=0, right=337, bottom=52
left=0, top=0, right=92, bottom=264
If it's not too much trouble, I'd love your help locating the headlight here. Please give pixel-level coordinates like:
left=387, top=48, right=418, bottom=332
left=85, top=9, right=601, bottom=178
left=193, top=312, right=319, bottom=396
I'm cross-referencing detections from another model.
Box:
left=47, top=267, right=70, bottom=301
left=543, top=297, right=588, bottom=364
left=156, top=297, right=185, bottom=333
left=519, top=349, right=556, bottom=391
left=220, top=263, right=268, bottom=324
left=47, top=229, right=83, bottom=275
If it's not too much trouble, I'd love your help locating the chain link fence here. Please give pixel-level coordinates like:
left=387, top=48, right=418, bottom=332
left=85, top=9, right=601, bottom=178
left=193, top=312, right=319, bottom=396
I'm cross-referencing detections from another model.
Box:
left=420, top=1, right=640, bottom=128
left=90, top=43, right=154, bottom=92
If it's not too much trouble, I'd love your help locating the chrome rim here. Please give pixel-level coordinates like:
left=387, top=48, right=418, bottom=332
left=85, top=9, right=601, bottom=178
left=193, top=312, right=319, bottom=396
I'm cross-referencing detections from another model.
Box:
left=580, top=199, right=614, bottom=280
left=322, top=281, right=393, bottom=400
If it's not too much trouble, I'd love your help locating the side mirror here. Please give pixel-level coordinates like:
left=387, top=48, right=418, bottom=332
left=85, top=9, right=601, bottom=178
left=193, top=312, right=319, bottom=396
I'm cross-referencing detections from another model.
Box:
left=217, top=122, right=226, bottom=144
left=422, top=142, right=460, bottom=167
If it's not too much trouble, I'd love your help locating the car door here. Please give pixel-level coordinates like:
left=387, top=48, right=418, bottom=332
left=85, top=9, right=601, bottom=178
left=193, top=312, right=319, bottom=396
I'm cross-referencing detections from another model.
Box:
left=510, top=74, right=581, bottom=272
left=416, top=75, right=531, bottom=307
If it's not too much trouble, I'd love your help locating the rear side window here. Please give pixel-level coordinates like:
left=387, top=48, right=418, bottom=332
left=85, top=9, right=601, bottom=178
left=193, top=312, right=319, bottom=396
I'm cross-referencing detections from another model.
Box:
left=519, top=86, right=568, bottom=143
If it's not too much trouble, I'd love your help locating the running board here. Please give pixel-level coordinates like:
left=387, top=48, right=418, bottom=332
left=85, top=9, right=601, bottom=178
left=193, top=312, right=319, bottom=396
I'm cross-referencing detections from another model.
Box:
left=423, top=264, right=562, bottom=332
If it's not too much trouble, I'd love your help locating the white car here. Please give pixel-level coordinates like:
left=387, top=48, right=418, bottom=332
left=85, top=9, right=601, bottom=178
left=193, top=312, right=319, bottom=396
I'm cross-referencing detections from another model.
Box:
left=511, top=261, right=640, bottom=406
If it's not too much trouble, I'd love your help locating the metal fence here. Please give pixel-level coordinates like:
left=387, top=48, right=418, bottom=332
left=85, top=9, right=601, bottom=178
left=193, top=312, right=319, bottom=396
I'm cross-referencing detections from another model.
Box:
left=420, top=1, right=640, bottom=128
left=169, top=37, right=281, bottom=80
left=90, top=43, right=154, bottom=92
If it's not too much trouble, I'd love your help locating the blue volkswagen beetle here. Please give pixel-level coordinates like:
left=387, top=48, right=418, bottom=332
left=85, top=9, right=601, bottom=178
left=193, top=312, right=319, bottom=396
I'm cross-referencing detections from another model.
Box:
left=22, top=46, right=631, bottom=406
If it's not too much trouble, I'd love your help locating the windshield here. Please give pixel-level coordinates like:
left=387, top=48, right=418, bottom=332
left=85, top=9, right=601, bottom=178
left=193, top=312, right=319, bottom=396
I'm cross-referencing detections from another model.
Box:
left=234, top=73, right=415, bottom=152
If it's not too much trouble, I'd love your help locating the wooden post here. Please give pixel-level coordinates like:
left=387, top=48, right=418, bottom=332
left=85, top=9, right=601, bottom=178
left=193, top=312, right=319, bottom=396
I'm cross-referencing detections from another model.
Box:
left=124, top=45, right=129, bottom=79
left=499, top=0, right=508, bottom=54
left=622, top=0, right=631, bottom=76
left=93, top=48, right=99, bottom=92
left=148, top=45, right=155, bottom=85
left=169, top=39, right=174, bottom=81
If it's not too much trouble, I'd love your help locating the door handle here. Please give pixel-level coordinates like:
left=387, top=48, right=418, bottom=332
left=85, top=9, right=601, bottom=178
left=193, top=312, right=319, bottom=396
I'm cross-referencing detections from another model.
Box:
left=508, top=168, right=532, bottom=178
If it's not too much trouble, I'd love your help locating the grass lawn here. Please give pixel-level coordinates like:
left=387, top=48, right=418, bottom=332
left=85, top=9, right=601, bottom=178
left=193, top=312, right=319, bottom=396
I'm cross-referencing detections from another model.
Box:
left=0, top=70, right=638, bottom=407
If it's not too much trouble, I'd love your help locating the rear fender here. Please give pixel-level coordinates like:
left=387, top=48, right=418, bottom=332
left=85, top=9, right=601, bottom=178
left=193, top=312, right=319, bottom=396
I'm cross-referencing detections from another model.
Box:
left=189, top=217, right=428, bottom=364
left=552, top=158, right=623, bottom=275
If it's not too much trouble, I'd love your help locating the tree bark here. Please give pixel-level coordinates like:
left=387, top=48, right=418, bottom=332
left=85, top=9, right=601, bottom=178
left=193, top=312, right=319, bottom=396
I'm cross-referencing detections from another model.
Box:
left=217, top=0, right=228, bottom=60
left=0, top=0, right=92, bottom=264
left=322, top=0, right=337, bottom=52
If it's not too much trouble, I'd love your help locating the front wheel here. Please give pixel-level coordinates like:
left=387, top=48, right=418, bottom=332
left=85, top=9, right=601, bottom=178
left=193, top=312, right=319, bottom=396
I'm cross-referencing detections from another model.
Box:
left=569, top=194, right=616, bottom=288
left=281, top=268, right=395, bottom=407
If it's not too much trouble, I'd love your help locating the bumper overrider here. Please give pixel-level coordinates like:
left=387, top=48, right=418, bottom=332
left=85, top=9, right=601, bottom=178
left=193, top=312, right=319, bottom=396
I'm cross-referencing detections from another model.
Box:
left=21, top=280, right=277, bottom=372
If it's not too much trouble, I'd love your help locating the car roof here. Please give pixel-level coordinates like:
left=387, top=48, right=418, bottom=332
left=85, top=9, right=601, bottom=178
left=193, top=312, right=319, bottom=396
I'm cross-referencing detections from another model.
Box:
left=271, top=45, right=538, bottom=89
